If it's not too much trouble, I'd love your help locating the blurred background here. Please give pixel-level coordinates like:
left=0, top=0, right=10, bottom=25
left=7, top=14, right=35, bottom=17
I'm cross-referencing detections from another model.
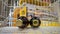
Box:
left=0, top=0, right=60, bottom=27
left=0, top=0, right=60, bottom=34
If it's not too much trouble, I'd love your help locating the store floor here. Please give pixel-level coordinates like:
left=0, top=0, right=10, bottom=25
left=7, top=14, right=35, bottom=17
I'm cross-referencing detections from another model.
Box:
left=0, top=27, right=60, bottom=34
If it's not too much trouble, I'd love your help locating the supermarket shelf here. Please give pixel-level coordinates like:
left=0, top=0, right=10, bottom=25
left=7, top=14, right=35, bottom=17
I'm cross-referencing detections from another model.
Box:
left=40, top=18, right=58, bottom=22
left=26, top=4, right=53, bottom=12
left=0, top=15, right=5, bottom=18
left=35, top=6, right=53, bottom=11
left=28, top=11, right=58, bottom=18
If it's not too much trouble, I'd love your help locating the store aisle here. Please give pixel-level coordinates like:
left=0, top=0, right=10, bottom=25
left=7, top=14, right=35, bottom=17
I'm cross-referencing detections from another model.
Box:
left=0, top=27, right=60, bottom=34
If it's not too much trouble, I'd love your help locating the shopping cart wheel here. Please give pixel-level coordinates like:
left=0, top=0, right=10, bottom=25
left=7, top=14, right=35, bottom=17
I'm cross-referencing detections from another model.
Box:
left=17, top=16, right=29, bottom=29
left=30, top=17, right=41, bottom=28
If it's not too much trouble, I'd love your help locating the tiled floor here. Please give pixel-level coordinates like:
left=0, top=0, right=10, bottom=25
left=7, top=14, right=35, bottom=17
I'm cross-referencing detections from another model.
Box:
left=0, top=27, right=60, bottom=34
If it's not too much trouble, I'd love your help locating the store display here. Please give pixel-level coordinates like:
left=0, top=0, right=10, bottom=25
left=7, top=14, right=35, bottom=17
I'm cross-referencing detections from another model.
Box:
left=12, top=0, right=58, bottom=29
